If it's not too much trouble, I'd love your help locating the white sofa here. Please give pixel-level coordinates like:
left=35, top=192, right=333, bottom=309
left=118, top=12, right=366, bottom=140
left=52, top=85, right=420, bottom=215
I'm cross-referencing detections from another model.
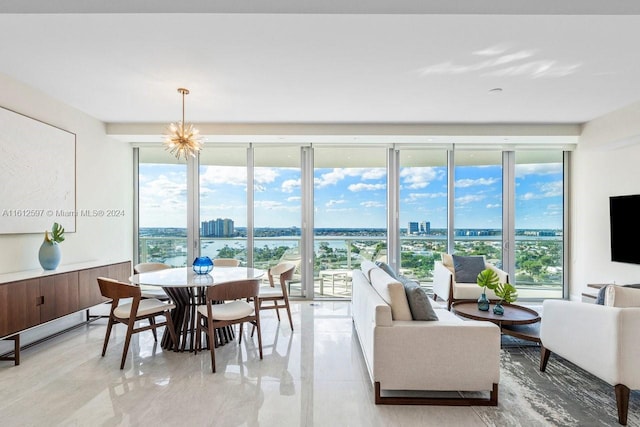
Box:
left=432, top=254, right=509, bottom=310
left=540, top=285, right=640, bottom=425
left=352, top=260, right=501, bottom=405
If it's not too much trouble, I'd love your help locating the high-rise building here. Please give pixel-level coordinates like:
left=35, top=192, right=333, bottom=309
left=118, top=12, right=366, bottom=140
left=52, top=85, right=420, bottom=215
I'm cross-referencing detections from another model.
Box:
left=419, top=221, right=431, bottom=234
left=408, top=222, right=419, bottom=235
left=201, top=218, right=235, bottom=237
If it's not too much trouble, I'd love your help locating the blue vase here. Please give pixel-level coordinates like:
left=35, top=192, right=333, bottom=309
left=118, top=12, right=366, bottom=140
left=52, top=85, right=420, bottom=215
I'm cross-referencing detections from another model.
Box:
left=39, top=241, right=61, bottom=270
left=493, top=301, right=505, bottom=315
left=477, top=292, right=490, bottom=311
left=192, top=256, right=213, bottom=274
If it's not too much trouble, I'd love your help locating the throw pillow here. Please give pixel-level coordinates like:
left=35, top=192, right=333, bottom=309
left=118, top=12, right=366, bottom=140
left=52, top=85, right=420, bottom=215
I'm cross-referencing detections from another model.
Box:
left=375, top=261, right=399, bottom=280
left=452, top=255, right=486, bottom=283
left=604, top=284, right=640, bottom=307
left=596, top=283, right=640, bottom=305
left=403, top=280, right=439, bottom=321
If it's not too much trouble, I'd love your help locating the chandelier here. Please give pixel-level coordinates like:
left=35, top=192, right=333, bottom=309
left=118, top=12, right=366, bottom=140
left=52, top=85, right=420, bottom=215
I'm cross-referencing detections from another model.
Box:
left=164, top=88, right=203, bottom=160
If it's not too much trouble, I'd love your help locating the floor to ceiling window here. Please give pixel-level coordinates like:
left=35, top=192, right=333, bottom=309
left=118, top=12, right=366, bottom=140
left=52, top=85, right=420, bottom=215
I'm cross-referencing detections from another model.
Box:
left=453, top=150, right=504, bottom=268
left=199, top=145, right=248, bottom=264
left=313, top=146, right=388, bottom=299
left=135, top=143, right=568, bottom=300
left=514, top=151, right=564, bottom=299
left=137, top=147, right=188, bottom=267
left=253, top=145, right=302, bottom=294
left=398, top=148, right=448, bottom=285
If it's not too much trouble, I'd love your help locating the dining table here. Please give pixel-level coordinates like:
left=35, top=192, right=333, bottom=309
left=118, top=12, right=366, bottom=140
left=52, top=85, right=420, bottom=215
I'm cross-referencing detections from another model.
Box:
left=130, top=266, right=264, bottom=352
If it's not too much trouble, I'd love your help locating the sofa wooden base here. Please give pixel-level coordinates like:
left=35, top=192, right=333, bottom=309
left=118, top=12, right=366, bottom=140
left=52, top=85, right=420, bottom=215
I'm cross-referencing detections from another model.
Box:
left=374, top=382, right=498, bottom=406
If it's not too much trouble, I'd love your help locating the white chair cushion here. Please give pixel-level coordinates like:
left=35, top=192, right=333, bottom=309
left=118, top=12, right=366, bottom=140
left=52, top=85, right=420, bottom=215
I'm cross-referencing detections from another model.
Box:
left=114, top=298, right=175, bottom=318
left=197, top=300, right=254, bottom=321
left=259, top=286, right=283, bottom=298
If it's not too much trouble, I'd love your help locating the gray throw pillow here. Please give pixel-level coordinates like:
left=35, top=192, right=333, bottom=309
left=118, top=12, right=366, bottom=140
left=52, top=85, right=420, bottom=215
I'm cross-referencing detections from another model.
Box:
left=402, top=279, right=439, bottom=321
left=375, top=261, right=399, bottom=280
left=452, top=255, right=485, bottom=283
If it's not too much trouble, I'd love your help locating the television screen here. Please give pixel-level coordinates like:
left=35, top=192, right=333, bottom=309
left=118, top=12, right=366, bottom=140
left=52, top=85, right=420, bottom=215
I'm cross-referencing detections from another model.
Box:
left=610, top=195, right=640, bottom=264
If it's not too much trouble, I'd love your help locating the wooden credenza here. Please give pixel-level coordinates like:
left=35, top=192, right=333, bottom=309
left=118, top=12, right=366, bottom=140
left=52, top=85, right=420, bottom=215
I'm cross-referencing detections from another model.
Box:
left=0, top=260, right=131, bottom=364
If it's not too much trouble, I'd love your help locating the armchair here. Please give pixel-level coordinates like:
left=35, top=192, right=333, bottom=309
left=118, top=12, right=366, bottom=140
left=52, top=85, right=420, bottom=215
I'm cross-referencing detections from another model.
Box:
left=432, top=254, right=508, bottom=310
left=540, top=285, right=640, bottom=425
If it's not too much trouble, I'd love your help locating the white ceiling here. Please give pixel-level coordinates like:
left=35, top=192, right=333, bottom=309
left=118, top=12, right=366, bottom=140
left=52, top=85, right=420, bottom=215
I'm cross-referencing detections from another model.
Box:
left=1, top=1, right=640, bottom=128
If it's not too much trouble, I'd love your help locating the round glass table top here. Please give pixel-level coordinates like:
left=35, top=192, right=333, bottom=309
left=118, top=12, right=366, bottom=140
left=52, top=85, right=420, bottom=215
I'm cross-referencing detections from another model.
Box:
left=129, top=266, right=265, bottom=288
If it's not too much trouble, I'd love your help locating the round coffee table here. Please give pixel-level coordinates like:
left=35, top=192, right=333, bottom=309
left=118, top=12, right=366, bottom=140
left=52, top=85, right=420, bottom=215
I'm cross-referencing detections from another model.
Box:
left=452, top=301, right=541, bottom=343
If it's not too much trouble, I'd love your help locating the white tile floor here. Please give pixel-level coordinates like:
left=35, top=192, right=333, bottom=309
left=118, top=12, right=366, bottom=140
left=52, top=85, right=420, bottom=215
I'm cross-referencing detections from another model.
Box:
left=1, top=301, right=537, bottom=426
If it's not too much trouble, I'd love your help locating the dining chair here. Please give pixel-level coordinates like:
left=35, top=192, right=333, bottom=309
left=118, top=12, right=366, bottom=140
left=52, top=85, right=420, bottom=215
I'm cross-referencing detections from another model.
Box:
left=195, top=279, right=263, bottom=373
left=97, top=277, right=178, bottom=369
left=133, top=262, right=171, bottom=300
left=255, top=262, right=295, bottom=331
left=213, top=258, right=241, bottom=267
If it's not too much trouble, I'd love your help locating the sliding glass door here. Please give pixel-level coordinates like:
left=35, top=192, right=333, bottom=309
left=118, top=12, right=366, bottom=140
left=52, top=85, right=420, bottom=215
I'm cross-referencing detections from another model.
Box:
left=313, top=146, right=388, bottom=299
left=199, top=146, right=248, bottom=264
left=137, top=147, right=188, bottom=266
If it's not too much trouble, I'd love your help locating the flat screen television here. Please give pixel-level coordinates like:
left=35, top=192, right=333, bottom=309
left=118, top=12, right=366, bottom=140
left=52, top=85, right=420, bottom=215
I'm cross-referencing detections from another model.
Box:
left=610, top=194, right=640, bottom=264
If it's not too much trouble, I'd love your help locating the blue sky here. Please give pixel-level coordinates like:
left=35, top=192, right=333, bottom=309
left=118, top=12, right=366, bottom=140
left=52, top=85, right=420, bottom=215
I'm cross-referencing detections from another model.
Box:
left=139, top=161, right=563, bottom=229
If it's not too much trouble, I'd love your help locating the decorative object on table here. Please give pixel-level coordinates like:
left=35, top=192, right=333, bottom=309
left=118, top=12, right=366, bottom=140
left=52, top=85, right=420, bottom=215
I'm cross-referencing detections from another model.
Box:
left=192, top=256, right=213, bottom=274
left=164, top=87, right=204, bottom=160
left=493, top=282, right=518, bottom=315
left=38, top=222, right=64, bottom=270
left=476, top=268, right=499, bottom=311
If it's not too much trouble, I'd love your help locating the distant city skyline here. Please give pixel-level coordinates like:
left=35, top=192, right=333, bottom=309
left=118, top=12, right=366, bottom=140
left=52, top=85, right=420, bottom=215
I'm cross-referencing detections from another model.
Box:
left=139, top=160, right=563, bottom=230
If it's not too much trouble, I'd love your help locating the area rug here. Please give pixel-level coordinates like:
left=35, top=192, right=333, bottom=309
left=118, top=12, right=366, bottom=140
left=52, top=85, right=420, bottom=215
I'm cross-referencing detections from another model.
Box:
left=473, top=338, right=639, bottom=426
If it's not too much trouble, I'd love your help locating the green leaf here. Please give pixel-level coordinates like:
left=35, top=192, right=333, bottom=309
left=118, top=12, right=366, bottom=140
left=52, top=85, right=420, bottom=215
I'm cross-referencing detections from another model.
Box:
left=495, top=282, right=518, bottom=303
left=476, top=268, right=499, bottom=290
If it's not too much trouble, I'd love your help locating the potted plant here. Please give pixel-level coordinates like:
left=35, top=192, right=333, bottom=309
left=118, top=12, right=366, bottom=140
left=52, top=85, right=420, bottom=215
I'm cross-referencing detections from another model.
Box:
left=476, top=268, right=499, bottom=311
left=492, top=282, right=518, bottom=315
left=39, top=222, right=65, bottom=270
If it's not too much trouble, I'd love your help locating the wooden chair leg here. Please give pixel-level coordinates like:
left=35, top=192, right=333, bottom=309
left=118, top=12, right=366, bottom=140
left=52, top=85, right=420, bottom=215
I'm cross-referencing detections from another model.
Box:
left=207, top=317, right=216, bottom=373
left=615, top=384, right=630, bottom=426
left=540, top=346, right=551, bottom=372
left=102, top=317, right=115, bottom=357
left=284, top=296, right=294, bottom=331
left=149, top=316, right=158, bottom=341
left=120, top=321, right=136, bottom=370
left=274, top=301, right=281, bottom=321
left=238, top=323, right=243, bottom=344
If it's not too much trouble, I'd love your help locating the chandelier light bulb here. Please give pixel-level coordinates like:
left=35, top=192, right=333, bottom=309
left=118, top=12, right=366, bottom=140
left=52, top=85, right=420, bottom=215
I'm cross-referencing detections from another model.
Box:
left=164, top=88, right=203, bottom=160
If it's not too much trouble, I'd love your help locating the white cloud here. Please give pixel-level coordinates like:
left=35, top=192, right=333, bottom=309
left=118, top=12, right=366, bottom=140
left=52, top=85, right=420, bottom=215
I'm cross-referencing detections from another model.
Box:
left=400, top=167, right=440, bottom=189
left=254, top=167, right=279, bottom=184
left=360, top=201, right=384, bottom=208
left=326, top=199, right=346, bottom=207
left=286, top=196, right=301, bottom=202
left=486, top=203, right=501, bottom=208
left=315, top=168, right=385, bottom=188
left=516, top=163, right=562, bottom=178
left=348, top=183, right=386, bottom=192
left=254, top=200, right=283, bottom=209
left=455, top=194, right=485, bottom=205
left=519, top=180, right=563, bottom=200
left=281, top=178, right=300, bottom=193
left=200, top=165, right=246, bottom=186
left=404, top=192, right=447, bottom=202
left=455, top=177, right=498, bottom=188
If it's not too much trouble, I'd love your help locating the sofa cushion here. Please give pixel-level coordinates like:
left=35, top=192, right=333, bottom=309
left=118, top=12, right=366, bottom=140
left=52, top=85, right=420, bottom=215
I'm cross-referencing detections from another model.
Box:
left=403, top=281, right=439, bottom=321
left=360, top=260, right=379, bottom=281
left=375, top=261, right=399, bottom=280
left=452, top=255, right=486, bottom=283
left=604, top=284, right=640, bottom=307
left=368, top=268, right=413, bottom=321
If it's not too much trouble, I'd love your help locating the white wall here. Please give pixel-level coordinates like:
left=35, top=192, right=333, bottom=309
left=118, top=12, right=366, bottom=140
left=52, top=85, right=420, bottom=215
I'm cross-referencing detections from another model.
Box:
left=0, top=73, right=133, bottom=274
left=571, top=102, right=640, bottom=299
